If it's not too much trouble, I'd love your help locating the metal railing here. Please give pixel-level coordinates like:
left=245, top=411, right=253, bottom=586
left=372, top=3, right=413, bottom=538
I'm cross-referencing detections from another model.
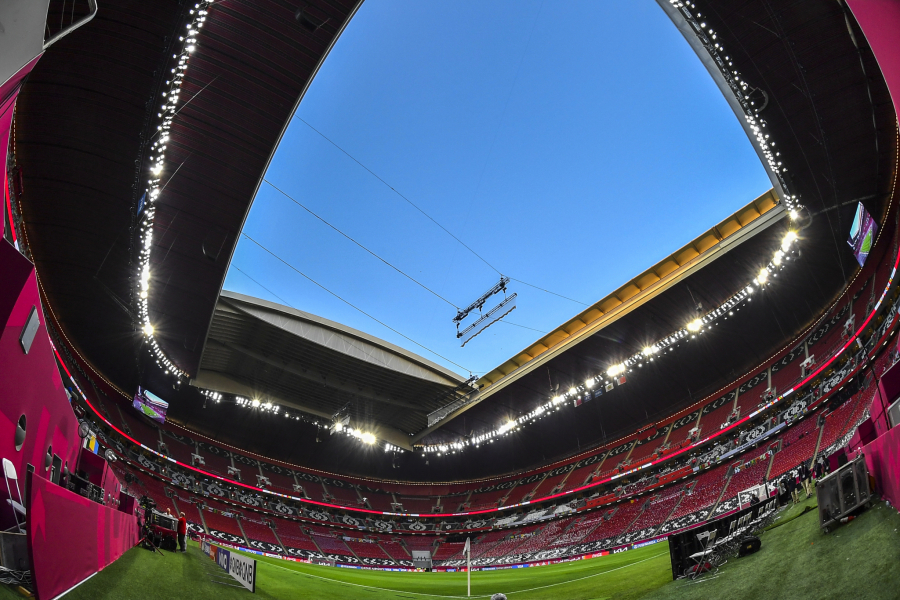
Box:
left=43, top=0, right=98, bottom=49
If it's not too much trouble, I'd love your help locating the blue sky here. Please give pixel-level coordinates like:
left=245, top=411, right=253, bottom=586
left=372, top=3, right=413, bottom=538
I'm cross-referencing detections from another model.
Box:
left=223, top=0, right=772, bottom=377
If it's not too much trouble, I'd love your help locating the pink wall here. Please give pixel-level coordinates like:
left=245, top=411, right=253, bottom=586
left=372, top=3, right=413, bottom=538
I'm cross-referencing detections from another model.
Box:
left=26, top=470, right=139, bottom=600
left=849, top=1, right=900, bottom=116
left=0, top=240, right=81, bottom=531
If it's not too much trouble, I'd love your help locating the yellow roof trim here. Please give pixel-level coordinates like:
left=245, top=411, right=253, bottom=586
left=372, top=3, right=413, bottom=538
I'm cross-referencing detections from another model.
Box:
left=477, top=189, right=780, bottom=390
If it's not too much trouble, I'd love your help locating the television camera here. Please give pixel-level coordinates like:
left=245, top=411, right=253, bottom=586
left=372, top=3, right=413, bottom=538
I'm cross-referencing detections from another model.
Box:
left=138, top=496, right=178, bottom=552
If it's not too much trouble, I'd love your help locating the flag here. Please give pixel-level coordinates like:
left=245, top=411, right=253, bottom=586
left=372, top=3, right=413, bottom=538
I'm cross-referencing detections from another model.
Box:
left=605, top=381, right=614, bottom=392
left=463, top=537, right=470, bottom=555
left=574, top=397, right=583, bottom=407
left=618, top=375, right=627, bottom=385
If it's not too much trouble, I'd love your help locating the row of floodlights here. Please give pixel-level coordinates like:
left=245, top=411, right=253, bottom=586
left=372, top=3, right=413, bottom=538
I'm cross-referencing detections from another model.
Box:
left=420, top=228, right=800, bottom=457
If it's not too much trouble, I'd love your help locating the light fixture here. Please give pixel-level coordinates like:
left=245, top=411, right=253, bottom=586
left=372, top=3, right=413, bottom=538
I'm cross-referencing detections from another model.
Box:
left=687, top=319, right=702, bottom=332
left=251, top=399, right=260, bottom=408
left=142, top=323, right=154, bottom=336
left=757, top=268, right=768, bottom=284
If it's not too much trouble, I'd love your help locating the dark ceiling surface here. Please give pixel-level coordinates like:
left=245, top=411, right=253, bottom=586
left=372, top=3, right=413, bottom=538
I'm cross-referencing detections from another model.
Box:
left=190, top=291, right=466, bottom=441
left=14, top=0, right=898, bottom=481
left=15, top=0, right=361, bottom=394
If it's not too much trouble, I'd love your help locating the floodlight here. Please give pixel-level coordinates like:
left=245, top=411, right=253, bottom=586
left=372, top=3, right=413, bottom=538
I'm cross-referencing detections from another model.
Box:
left=687, top=319, right=702, bottom=332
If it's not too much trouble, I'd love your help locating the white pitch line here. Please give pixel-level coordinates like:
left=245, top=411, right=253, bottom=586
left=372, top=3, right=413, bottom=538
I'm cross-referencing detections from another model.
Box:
left=503, top=553, right=667, bottom=596
left=260, top=551, right=668, bottom=598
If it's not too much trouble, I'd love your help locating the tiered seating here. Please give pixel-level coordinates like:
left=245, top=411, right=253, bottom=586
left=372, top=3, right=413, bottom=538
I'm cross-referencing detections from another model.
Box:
left=530, top=470, right=571, bottom=499
left=732, top=384, right=766, bottom=424
left=137, top=474, right=179, bottom=515
left=346, top=540, right=392, bottom=561
left=197, top=446, right=233, bottom=478
left=364, top=493, right=394, bottom=511
left=513, top=518, right=570, bottom=554
left=433, top=541, right=465, bottom=560
left=203, top=509, right=245, bottom=542
left=700, top=399, right=736, bottom=433
left=381, top=540, right=411, bottom=562
left=282, top=535, right=321, bottom=554
left=480, top=525, right=542, bottom=558
left=503, top=482, right=537, bottom=506
left=162, top=436, right=195, bottom=464
left=625, top=490, right=682, bottom=534
left=667, top=464, right=729, bottom=520
left=119, top=408, right=159, bottom=445
left=770, top=358, right=802, bottom=396
left=403, top=536, right=438, bottom=551
left=580, top=501, right=643, bottom=543
left=769, top=417, right=820, bottom=479
left=841, top=385, right=875, bottom=437
left=549, top=512, right=607, bottom=548
left=817, top=391, right=865, bottom=453
left=322, top=483, right=360, bottom=507
left=397, top=496, right=434, bottom=513
left=562, top=462, right=603, bottom=491
left=241, top=519, right=280, bottom=546
left=628, top=437, right=666, bottom=465
left=312, top=534, right=354, bottom=557
left=722, top=458, right=769, bottom=497
left=260, top=468, right=296, bottom=492
left=469, top=530, right=507, bottom=558
left=465, top=488, right=507, bottom=510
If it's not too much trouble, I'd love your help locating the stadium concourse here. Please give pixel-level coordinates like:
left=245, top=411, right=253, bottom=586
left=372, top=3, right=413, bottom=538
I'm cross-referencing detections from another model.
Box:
left=3, top=1, right=900, bottom=600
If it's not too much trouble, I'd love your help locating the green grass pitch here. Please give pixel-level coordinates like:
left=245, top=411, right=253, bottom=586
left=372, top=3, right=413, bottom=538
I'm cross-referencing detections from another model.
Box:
left=8, top=496, right=900, bottom=600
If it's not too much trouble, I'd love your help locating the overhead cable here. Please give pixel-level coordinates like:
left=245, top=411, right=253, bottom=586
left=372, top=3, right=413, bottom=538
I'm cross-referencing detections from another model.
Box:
left=295, top=116, right=592, bottom=308
left=264, top=178, right=458, bottom=308
left=239, top=233, right=473, bottom=374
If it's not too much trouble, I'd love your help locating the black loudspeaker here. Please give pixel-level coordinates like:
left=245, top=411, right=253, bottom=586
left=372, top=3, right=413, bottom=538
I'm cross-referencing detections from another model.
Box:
left=738, top=535, right=761, bottom=557
left=0, top=532, right=29, bottom=571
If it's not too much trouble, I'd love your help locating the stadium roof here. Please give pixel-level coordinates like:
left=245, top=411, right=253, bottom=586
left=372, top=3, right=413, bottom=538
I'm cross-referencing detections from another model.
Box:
left=15, top=0, right=361, bottom=393
left=13, top=0, right=898, bottom=479
left=189, top=291, right=466, bottom=448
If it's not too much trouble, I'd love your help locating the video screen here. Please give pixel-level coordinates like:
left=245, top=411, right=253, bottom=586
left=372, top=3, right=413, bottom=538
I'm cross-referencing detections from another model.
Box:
left=847, top=202, right=877, bottom=267
left=133, top=387, right=169, bottom=423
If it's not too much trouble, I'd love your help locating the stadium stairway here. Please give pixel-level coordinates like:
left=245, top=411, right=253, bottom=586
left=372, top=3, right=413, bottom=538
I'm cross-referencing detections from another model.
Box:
left=378, top=540, right=407, bottom=564
left=763, top=445, right=778, bottom=481
left=269, top=522, right=289, bottom=554
left=236, top=518, right=251, bottom=546
left=707, top=469, right=735, bottom=516
left=309, top=535, right=328, bottom=558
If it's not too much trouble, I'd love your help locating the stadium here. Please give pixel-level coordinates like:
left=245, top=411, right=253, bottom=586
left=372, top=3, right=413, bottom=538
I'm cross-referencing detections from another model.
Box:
left=2, top=0, right=900, bottom=599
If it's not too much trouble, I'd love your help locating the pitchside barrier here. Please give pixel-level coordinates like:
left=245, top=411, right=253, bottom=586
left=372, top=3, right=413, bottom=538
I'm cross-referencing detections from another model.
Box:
left=201, top=540, right=257, bottom=592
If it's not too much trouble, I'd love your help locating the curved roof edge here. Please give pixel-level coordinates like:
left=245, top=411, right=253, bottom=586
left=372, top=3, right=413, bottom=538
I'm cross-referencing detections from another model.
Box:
left=477, top=190, right=782, bottom=392
left=218, top=290, right=466, bottom=386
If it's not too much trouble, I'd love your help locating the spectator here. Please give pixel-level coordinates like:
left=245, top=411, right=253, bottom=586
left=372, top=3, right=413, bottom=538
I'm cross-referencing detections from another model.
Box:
left=799, top=462, right=812, bottom=498
left=178, top=512, right=187, bottom=553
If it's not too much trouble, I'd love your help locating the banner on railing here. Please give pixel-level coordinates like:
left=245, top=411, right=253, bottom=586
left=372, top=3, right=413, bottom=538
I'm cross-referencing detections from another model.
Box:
left=202, top=539, right=257, bottom=592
